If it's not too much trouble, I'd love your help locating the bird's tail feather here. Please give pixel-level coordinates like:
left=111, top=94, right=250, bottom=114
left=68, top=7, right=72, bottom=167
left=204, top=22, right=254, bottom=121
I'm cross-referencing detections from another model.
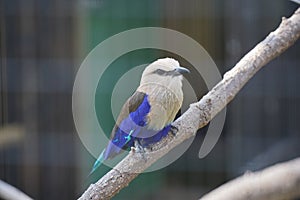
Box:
left=89, top=150, right=105, bottom=176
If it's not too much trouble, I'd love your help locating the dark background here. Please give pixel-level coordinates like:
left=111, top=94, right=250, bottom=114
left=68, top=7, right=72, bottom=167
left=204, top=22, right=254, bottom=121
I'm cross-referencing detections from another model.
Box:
left=1, top=0, right=299, bottom=199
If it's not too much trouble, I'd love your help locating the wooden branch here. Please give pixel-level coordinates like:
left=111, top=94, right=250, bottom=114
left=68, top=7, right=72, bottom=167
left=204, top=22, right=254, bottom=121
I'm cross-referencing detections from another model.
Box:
left=0, top=180, right=33, bottom=200
left=79, top=7, right=300, bottom=200
left=200, top=157, right=300, bottom=200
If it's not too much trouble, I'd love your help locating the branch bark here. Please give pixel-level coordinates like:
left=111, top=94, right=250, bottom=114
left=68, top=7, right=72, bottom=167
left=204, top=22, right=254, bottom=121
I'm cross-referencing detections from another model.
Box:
left=79, top=7, right=300, bottom=200
left=200, top=157, right=300, bottom=200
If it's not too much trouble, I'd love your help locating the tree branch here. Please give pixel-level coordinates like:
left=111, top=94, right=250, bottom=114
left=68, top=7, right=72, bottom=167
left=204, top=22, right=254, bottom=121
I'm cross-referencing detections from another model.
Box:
left=0, top=180, right=33, bottom=200
left=200, top=157, right=300, bottom=200
left=79, top=7, right=300, bottom=200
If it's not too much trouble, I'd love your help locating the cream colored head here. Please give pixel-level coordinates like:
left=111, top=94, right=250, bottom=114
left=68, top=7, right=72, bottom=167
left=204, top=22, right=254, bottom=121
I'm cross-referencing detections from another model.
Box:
left=139, top=58, right=189, bottom=91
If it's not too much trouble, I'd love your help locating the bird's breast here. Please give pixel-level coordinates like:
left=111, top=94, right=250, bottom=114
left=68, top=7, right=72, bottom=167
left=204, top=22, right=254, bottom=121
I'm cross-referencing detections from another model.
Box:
left=137, top=83, right=183, bottom=130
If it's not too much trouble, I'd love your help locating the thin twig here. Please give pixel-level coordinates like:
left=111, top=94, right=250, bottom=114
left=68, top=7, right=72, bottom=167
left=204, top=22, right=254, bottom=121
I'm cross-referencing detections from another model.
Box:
left=0, top=180, right=33, bottom=200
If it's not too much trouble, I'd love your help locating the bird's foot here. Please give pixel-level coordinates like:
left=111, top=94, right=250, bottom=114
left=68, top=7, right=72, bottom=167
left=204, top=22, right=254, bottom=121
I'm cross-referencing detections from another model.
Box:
left=170, top=125, right=179, bottom=136
left=134, top=140, right=145, bottom=153
left=134, top=140, right=147, bottom=162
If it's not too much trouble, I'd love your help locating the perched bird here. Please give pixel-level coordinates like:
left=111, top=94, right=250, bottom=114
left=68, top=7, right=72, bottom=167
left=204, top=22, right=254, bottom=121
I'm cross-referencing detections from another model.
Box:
left=91, top=58, right=190, bottom=174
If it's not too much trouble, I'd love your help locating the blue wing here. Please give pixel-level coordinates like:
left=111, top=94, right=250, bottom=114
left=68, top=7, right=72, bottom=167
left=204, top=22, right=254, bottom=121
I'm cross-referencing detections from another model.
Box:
left=103, top=92, right=151, bottom=160
left=90, top=92, right=171, bottom=174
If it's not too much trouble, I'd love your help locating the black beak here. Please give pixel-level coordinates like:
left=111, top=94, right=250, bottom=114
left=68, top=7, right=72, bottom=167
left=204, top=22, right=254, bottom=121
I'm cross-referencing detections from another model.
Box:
left=175, top=66, right=190, bottom=74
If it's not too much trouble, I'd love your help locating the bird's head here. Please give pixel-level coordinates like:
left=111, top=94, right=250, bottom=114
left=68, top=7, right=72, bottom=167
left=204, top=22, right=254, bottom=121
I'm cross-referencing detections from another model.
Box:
left=139, top=58, right=190, bottom=88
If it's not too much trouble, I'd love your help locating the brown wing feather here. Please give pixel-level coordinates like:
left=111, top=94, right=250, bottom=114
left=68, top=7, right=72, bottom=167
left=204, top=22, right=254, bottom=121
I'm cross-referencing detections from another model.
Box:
left=109, top=91, right=146, bottom=140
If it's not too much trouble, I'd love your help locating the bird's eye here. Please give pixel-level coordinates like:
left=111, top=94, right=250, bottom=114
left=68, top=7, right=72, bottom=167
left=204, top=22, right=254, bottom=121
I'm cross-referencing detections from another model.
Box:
left=152, top=69, right=166, bottom=75
left=151, top=68, right=180, bottom=77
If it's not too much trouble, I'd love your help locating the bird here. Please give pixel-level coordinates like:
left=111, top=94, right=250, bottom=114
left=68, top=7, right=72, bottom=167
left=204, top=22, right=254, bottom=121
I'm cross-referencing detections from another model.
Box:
left=90, top=57, right=190, bottom=174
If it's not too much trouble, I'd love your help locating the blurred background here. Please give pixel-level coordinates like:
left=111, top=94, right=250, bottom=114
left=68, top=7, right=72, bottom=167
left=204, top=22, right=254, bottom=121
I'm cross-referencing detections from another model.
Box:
left=1, top=0, right=300, bottom=199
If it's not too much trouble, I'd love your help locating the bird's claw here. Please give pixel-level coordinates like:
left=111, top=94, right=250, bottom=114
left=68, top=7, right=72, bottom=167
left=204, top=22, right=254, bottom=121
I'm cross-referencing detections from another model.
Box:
left=134, top=140, right=144, bottom=153
left=170, top=125, right=178, bottom=136
left=134, top=140, right=147, bottom=162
